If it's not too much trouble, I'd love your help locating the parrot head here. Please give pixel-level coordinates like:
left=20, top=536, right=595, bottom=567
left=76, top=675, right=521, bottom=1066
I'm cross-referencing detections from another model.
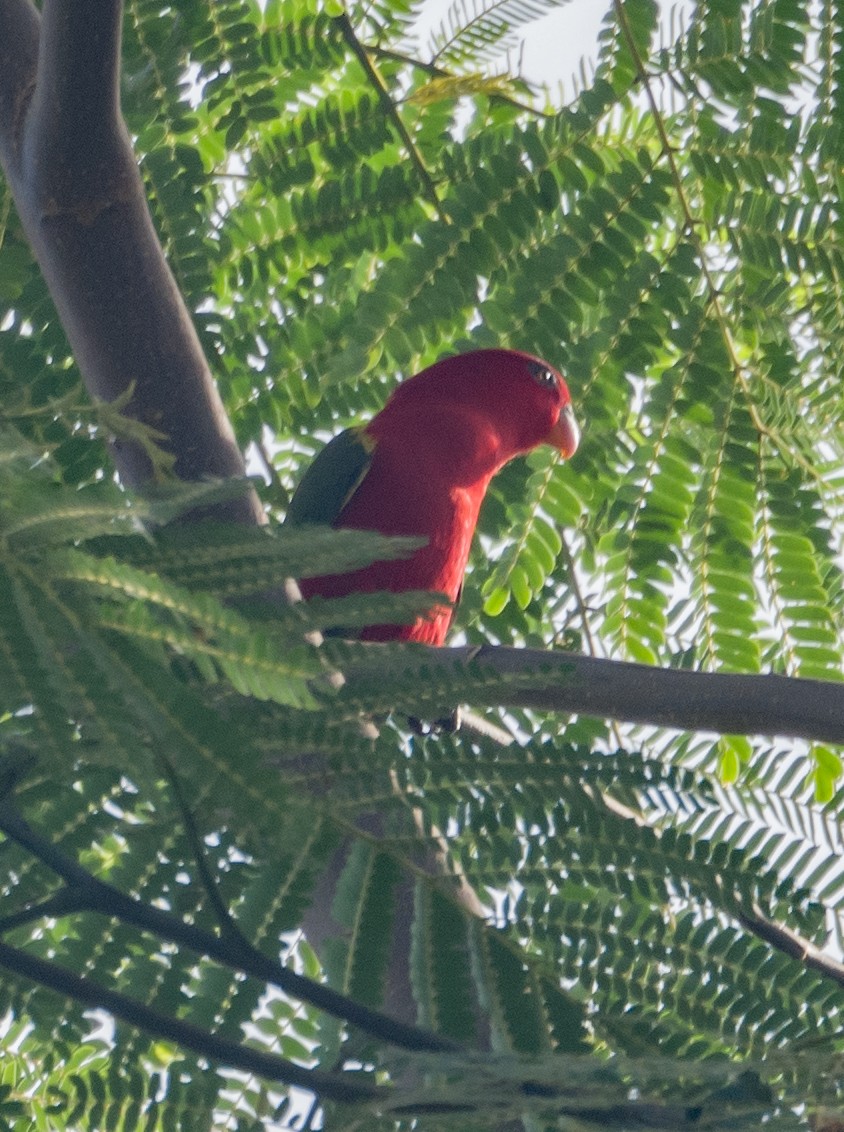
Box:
left=369, top=349, right=579, bottom=475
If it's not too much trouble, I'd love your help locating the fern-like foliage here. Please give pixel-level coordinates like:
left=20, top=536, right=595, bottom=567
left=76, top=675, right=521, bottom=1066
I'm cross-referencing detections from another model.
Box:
left=1, top=0, right=844, bottom=1127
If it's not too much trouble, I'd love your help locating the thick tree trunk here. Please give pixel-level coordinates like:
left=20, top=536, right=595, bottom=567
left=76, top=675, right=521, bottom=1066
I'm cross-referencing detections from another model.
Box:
left=0, top=0, right=262, bottom=524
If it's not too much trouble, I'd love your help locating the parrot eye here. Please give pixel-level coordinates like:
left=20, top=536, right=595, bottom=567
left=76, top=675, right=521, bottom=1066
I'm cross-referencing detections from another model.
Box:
left=528, top=361, right=558, bottom=389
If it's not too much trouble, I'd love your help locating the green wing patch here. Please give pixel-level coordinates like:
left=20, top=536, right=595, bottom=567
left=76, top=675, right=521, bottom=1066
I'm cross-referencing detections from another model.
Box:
left=285, top=426, right=374, bottom=527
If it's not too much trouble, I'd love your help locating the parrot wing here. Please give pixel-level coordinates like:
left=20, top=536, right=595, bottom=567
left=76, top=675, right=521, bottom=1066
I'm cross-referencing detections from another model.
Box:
left=284, top=426, right=374, bottom=527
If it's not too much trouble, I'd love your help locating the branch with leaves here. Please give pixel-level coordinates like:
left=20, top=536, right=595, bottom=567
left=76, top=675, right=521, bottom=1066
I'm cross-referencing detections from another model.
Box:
left=3, top=768, right=783, bottom=1126
left=334, top=642, right=844, bottom=745
left=0, top=937, right=381, bottom=1104
left=0, top=763, right=457, bottom=1061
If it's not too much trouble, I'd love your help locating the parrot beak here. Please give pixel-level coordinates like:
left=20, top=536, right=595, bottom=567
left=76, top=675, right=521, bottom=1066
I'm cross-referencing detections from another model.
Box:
left=546, top=403, right=580, bottom=458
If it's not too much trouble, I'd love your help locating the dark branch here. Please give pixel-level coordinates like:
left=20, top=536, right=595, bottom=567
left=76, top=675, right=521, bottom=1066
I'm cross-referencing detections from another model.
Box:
left=0, top=937, right=380, bottom=1104
left=0, top=930, right=728, bottom=1122
left=737, top=905, right=844, bottom=989
left=0, top=887, right=89, bottom=934
left=339, top=645, right=844, bottom=745
left=333, top=14, right=448, bottom=224
left=0, top=800, right=458, bottom=1055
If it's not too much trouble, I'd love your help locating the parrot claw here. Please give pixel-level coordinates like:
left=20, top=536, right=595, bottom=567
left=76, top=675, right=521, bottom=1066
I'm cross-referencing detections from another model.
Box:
left=406, top=707, right=461, bottom=735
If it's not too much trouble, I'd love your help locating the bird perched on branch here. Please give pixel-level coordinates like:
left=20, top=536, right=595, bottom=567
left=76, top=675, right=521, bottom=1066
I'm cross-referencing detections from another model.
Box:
left=286, top=349, right=579, bottom=645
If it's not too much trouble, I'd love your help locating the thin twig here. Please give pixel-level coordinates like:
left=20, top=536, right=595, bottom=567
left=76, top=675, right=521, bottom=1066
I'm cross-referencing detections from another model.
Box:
left=610, top=0, right=818, bottom=483
left=577, top=781, right=844, bottom=990
left=559, top=532, right=626, bottom=753
left=736, top=904, right=844, bottom=989
left=370, top=45, right=554, bottom=118
left=160, top=754, right=242, bottom=940
left=457, top=707, right=515, bottom=745
left=333, top=14, right=448, bottom=224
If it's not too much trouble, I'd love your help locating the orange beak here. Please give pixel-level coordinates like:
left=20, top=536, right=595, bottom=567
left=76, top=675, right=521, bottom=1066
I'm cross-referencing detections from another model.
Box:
left=545, top=403, right=580, bottom=459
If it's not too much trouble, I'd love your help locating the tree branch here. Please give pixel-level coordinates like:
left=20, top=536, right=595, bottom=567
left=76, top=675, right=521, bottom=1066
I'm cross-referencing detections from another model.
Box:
left=0, top=932, right=736, bottom=1124
left=0, top=887, right=89, bottom=935
left=333, top=14, right=448, bottom=224
left=581, top=767, right=844, bottom=993
left=339, top=645, right=844, bottom=745
left=736, top=905, right=844, bottom=989
left=0, top=798, right=458, bottom=1055
left=0, top=937, right=381, bottom=1104
left=0, top=0, right=263, bottom=524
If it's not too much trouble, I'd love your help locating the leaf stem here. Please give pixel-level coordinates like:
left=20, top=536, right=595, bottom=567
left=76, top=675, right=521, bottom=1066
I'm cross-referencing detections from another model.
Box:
left=333, top=14, right=448, bottom=224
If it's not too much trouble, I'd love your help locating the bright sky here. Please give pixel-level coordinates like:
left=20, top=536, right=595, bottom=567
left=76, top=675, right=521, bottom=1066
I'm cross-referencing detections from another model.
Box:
left=410, top=0, right=608, bottom=96
left=412, top=0, right=694, bottom=98
left=519, top=0, right=606, bottom=91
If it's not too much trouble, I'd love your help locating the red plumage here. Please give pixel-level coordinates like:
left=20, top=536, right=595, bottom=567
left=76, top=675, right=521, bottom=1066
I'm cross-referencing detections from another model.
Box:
left=294, top=349, right=579, bottom=645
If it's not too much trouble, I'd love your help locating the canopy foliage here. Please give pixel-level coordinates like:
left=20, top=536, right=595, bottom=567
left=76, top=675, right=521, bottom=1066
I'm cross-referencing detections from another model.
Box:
left=0, top=0, right=843, bottom=1128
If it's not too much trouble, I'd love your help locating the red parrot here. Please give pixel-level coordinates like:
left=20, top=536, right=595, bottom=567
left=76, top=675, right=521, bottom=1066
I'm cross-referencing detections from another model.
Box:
left=286, top=349, right=579, bottom=645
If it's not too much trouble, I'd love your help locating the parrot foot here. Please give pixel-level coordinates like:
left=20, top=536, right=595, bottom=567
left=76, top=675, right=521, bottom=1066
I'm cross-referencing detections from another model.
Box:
left=406, top=707, right=461, bottom=735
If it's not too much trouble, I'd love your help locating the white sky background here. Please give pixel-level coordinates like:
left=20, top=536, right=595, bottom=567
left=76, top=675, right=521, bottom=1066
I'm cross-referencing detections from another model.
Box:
left=411, top=0, right=607, bottom=94
left=519, top=0, right=607, bottom=88
left=410, top=0, right=695, bottom=97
